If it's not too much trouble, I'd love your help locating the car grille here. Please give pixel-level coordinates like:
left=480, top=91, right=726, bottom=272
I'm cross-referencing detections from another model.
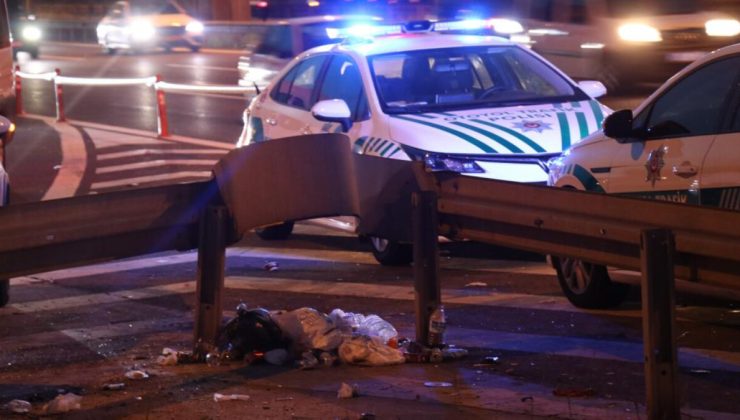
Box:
left=157, top=26, right=186, bottom=37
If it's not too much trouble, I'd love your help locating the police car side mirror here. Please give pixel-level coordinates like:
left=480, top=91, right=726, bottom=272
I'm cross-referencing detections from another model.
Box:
left=603, top=109, right=638, bottom=143
left=311, top=99, right=353, bottom=132
left=577, top=80, right=607, bottom=98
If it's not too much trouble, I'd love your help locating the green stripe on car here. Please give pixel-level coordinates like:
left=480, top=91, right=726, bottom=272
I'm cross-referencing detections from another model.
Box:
left=451, top=121, right=520, bottom=152
left=572, top=164, right=605, bottom=193
left=380, top=142, right=396, bottom=157
left=473, top=119, right=546, bottom=153
left=393, top=115, right=497, bottom=153
left=589, top=100, right=604, bottom=127
left=557, top=113, right=572, bottom=150
left=575, top=112, right=589, bottom=139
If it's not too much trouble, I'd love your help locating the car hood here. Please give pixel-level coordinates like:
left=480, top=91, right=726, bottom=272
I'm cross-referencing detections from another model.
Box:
left=387, top=99, right=609, bottom=155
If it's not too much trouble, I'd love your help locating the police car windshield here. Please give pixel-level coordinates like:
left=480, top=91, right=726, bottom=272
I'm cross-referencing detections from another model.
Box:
left=370, top=46, right=585, bottom=114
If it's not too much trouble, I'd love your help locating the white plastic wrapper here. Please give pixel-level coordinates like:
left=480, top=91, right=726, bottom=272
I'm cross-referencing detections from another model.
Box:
left=271, top=308, right=343, bottom=352
left=338, top=336, right=405, bottom=366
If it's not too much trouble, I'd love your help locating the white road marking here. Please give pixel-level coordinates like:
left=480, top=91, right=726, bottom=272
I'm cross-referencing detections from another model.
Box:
left=90, top=171, right=212, bottom=190
left=95, top=159, right=219, bottom=174
left=96, top=148, right=228, bottom=160
left=38, top=54, right=86, bottom=61
left=23, top=116, right=87, bottom=200
left=167, top=63, right=238, bottom=72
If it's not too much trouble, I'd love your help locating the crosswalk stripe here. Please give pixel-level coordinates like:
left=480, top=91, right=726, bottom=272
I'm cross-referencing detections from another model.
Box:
left=96, top=148, right=228, bottom=160
left=95, top=159, right=219, bottom=174
left=90, top=171, right=212, bottom=189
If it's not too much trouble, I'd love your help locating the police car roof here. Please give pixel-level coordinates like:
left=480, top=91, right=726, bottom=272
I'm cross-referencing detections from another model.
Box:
left=254, top=14, right=382, bottom=26
left=313, top=33, right=516, bottom=56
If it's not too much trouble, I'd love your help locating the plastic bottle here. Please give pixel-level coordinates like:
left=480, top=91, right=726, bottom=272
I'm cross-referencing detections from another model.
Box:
left=358, top=314, right=398, bottom=345
left=427, top=305, right=446, bottom=347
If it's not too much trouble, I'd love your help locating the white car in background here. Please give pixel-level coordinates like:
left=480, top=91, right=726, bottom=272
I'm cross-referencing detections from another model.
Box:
left=512, top=0, right=740, bottom=91
left=96, top=0, right=204, bottom=53
left=547, top=43, right=740, bottom=308
left=238, top=21, right=610, bottom=265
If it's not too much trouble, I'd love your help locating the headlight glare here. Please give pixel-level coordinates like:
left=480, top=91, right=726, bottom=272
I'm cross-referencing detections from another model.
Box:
left=705, top=19, right=740, bottom=37
left=129, top=20, right=155, bottom=41
left=489, top=18, right=524, bottom=34
left=22, top=26, right=41, bottom=41
left=186, top=20, right=204, bottom=34
left=617, top=23, right=662, bottom=43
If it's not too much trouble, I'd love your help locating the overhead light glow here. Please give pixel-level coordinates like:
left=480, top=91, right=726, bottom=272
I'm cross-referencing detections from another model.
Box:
left=705, top=19, right=740, bottom=36
left=307, top=0, right=320, bottom=6
left=22, top=26, right=42, bottom=41
left=489, top=18, right=524, bottom=34
left=186, top=20, right=204, bottom=34
left=129, top=20, right=155, bottom=41
left=617, top=23, right=661, bottom=42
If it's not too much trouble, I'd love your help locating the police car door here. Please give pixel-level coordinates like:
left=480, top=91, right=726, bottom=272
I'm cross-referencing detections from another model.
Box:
left=263, top=54, right=329, bottom=139
left=311, top=54, right=371, bottom=139
left=696, top=55, right=740, bottom=210
left=606, top=56, right=739, bottom=204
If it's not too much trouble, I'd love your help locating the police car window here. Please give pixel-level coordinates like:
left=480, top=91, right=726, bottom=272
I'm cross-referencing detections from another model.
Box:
left=273, top=55, right=327, bottom=111
left=643, top=56, right=740, bottom=139
left=370, top=46, right=584, bottom=113
left=318, top=56, right=369, bottom=121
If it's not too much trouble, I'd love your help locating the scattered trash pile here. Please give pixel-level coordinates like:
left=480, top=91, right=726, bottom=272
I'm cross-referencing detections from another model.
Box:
left=186, top=303, right=467, bottom=368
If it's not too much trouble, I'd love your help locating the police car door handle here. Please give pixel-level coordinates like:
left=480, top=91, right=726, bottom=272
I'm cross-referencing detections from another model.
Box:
left=673, top=163, right=697, bottom=178
left=265, top=118, right=277, bottom=126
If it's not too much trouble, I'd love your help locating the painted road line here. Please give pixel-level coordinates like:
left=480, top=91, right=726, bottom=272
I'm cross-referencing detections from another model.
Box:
left=22, top=116, right=88, bottom=200
left=90, top=171, right=212, bottom=190
left=95, top=159, right=219, bottom=174
left=165, top=90, right=249, bottom=101
left=167, top=63, right=238, bottom=72
left=97, top=148, right=228, bottom=160
left=70, top=118, right=234, bottom=150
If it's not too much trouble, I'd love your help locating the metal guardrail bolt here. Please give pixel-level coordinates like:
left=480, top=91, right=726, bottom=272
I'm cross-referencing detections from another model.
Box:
left=600, top=228, right=607, bottom=235
left=534, top=218, right=544, bottom=227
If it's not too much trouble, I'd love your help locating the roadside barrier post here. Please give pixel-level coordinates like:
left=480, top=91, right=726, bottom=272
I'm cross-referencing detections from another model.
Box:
left=640, top=228, right=680, bottom=419
left=193, top=205, right=228, bottom=359
left=54, top=68, right=65, bottom=122
left=413, top=191, right=441, bottom=344
left=155, top=74, right=170, bottom=138
left=14, top=65, right=23, bottom=116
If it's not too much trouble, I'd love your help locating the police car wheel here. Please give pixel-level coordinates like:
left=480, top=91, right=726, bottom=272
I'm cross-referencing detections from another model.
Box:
left=370, top=237, right=412, bottom=266
left=255, top=222, right=294, bottom=240
left=552, top=256, right=629, bottom=309
left=0, top=279, right=9, bottom=308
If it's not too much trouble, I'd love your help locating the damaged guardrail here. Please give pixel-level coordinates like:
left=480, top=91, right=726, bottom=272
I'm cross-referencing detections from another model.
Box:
left=14, top=66, right=256, bottom=137
left=412, top=168, right=740, bottom=419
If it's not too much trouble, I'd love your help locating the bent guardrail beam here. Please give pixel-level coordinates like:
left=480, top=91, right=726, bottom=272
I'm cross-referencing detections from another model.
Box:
left=414, top=169, right=740, bottom=419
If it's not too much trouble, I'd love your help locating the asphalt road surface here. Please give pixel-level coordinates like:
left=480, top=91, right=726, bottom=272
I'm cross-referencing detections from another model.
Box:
left=3, top=43, right=739, bottom=419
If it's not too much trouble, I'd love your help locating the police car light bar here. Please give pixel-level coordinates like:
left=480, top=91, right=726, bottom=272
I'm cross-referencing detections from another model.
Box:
left=326, top=24, right=404, bottom=40
left=325, top=18, right=526, bottom=42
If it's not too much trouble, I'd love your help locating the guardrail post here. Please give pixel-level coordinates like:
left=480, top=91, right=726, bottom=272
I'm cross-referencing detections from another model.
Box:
left=193, top=205, right=228, bottom=359
left=413, top=190, right=440, bottom=344
left=14, top=65, right=23, bottom=116
left=155, top=74, right=170, bottom=138
left=53, top=68, right=65, bottom=122
left=640, top=228, right=680, bottom=419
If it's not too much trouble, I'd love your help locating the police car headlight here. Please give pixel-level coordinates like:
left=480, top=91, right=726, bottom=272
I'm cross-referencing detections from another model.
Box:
left=186, top=20, right=204, bottom=34
left=617, top=23, right=662, bottom=43
left=22, top=26, right=42, bottom=42
left=705, top=19, right=740, bottom=37
left=424, top=154, right=485, bottom=173
left=546, top=155, right=566, bottom=186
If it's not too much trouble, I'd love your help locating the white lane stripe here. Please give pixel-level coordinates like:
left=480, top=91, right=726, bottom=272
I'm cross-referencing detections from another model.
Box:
left=97, top=148, right=228, bottom=160
left=91, top=171, right=212, bottom=189
left=95, top=159, right=218, bottom=174
left=39, top=54, right=86, bottom=61
left=166, top=90, right=249, bottom=101
left=27, top=117, right=87, bottom=200
left=71, top=119, right=235, bottom=150
left=167, top=63, right=238, bottom=72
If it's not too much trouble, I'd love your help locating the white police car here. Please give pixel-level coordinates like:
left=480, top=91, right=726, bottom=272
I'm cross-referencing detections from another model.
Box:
left=547, top=42, right=740, bottom=308
left=237, top=21, right=610, bottom=265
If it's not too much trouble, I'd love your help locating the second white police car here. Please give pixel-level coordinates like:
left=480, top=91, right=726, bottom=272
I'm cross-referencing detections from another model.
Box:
left=237, top=21, right=611, bottom=265
left=548, top=42, right=740, bottom=308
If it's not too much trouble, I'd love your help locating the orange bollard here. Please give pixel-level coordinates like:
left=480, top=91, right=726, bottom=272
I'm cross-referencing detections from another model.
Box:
left=54, top=68, right=65, bottom=122
left=155, top=74, right=169, bottom=138
left=14, top=65, right=23, bottom=116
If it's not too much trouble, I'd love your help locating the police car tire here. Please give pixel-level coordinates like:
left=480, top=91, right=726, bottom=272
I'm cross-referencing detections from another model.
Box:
left=255, top=222, right=294, bottom=240
left=0, top=279, right=9, bottom=308
left=370, top=237, right=413, bottom=266
left=552, top=256, right=629, bottom=309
